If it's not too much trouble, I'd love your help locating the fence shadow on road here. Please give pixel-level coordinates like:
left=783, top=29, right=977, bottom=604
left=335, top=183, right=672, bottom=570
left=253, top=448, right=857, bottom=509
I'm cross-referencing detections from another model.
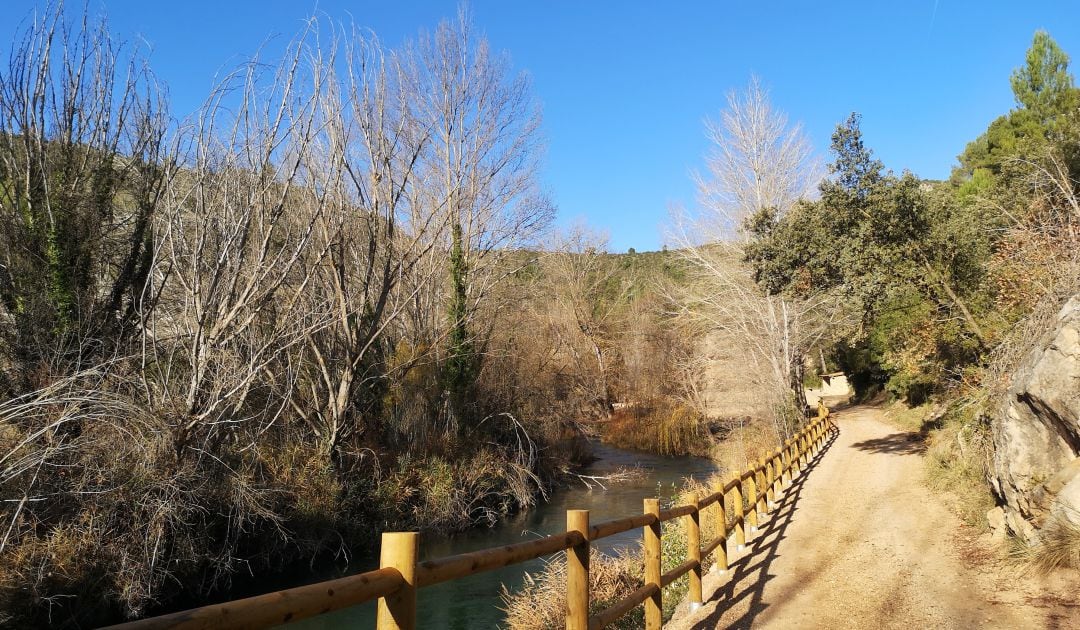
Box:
left=687, top=424, right=840, bottom=630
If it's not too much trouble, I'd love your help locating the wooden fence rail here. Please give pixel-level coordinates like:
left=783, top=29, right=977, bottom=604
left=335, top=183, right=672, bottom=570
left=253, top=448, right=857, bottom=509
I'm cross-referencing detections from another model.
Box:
left=106, top=413, right=837, bottom=630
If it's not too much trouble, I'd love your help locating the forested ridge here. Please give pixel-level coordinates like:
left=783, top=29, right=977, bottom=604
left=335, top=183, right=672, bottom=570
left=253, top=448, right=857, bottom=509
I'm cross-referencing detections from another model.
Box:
left=3, top=3, right=1080, bottom=628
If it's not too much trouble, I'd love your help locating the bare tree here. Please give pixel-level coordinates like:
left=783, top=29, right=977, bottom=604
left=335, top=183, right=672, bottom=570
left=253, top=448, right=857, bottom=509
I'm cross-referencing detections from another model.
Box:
left=693, top=76, right=820, bottom=237
left=673, top=78, right=830, bottom=440
left=407, top=11, right=554, bottom=425
left=146, top=25, right=332, bottom=460
left=291, top=25, right=451, bottom=459
left=0, top=4, right=172, bottom=390
left=544, top=227, right=628, bottom=417
left=669, top=242, right=838, bottom=440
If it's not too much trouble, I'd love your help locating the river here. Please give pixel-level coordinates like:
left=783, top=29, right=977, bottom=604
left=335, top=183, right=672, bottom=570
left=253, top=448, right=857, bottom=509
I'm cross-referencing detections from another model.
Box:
left=286, top=443, right=718, bottom=629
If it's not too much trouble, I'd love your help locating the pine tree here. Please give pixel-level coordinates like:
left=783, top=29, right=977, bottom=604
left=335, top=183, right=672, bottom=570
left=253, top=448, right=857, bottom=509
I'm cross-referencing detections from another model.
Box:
left=1010, top=30, right=1076, bottom=124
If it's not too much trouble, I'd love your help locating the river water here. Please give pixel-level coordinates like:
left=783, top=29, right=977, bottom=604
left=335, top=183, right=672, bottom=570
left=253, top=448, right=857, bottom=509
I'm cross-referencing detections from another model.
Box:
left=287, top=443, right=719, bottom=629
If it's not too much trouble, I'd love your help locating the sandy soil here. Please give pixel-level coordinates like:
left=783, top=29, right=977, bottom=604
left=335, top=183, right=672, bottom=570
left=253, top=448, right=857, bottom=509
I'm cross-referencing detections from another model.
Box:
left=667, top=405, right=1080, bottom=630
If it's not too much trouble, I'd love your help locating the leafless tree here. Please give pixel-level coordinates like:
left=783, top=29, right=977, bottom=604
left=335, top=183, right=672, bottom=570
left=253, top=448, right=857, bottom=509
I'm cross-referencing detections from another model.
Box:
left=0, top=3, right=172, bottom=390
left=291, top=25, right=452, bottom=458
left=673, top=78, right=830, bottom=439
left=146, top=25, right=333, bottom=460
left=669, top=242, right=838, bottom=439
left=406, top=11, right=554, bottom=425
left=544, top=227, right=628, bottom=416
left=693, top=75, right=821, bottom=238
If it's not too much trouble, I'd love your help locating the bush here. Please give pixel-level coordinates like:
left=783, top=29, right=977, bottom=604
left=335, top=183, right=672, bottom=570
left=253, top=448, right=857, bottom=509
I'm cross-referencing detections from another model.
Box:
left=600, top=402, right=709, bottom=457
left=501, top=549, right=643, bottom=630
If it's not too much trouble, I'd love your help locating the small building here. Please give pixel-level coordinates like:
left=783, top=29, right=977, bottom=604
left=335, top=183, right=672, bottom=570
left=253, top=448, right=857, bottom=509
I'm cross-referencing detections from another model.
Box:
left=804, top=372, right=852, bottom=407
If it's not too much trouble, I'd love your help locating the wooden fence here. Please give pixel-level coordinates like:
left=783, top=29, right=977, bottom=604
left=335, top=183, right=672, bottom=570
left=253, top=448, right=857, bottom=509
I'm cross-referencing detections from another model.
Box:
left=107, top=413, right=836, bottom=630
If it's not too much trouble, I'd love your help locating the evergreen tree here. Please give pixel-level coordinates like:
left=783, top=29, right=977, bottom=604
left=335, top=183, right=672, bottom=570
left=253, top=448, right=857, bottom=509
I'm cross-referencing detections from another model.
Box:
left=824, top=113, right=884, bottom=202
left=1010, top=30, right=1076, bottom=123
left=955, top=30, right=1079, bottom=179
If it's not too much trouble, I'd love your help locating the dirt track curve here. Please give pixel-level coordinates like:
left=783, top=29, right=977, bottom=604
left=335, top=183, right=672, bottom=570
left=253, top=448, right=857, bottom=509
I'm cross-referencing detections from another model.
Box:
left=667, top=404, right=1080, bottom=630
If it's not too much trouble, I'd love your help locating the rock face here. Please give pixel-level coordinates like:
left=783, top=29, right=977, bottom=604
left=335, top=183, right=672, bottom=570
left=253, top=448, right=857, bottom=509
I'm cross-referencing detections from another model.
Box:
left=991, top=296, right=1080, bottom=541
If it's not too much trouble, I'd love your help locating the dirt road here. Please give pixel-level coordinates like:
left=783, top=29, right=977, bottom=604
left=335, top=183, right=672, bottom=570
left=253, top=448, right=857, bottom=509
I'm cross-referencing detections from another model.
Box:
left=668, top=405, right=1080, bottom=630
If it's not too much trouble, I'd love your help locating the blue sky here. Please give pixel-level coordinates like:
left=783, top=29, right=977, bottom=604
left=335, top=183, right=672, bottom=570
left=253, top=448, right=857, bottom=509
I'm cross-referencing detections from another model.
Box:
left=5, top=1, right=1080, bottom=251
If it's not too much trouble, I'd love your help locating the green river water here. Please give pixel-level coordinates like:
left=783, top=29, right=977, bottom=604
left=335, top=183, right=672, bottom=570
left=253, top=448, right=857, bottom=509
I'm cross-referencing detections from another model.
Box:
left=284, top=443, right=719, bottom=629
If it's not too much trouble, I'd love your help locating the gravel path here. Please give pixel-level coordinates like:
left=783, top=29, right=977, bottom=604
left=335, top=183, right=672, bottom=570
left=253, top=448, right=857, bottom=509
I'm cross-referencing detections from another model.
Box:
left=667, top=405, right=1080, bottom=630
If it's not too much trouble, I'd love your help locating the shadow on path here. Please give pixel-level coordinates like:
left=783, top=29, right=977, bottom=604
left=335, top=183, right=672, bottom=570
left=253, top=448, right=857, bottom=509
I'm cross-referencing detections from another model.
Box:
left=688, top=426, right=840, bottom=630
left=849, top=431, right=926, bottom=456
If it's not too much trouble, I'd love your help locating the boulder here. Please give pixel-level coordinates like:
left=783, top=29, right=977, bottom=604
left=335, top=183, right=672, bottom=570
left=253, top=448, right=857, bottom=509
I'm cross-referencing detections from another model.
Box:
left=986, top=506, right=1007, bottom=544
left=1055, top=473, right=1080, bottom=526
left=991, top=296, right=1080, bottom=542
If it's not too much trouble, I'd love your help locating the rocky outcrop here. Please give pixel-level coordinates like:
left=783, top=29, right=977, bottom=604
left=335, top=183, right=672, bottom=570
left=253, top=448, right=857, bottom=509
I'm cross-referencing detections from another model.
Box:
left=991, top=296, right=1080, bottom=541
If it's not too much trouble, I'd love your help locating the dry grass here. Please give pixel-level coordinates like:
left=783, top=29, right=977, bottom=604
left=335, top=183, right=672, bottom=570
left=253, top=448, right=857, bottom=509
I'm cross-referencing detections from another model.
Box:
left=882, top=400, right=939, bottom=432
left=0, top=368, right=575, bottom=627
left=707, top=417, right=783, bottom=479
left=600, top=402, right=709, bottom=457
left=372, top=447, right=546, bottom=532
left=501, top=548, right=644, bottom=630
left=1013, top=515, right=1080, bottom=573
left=921, top=405, right=996, bottom=530
left=501, top=473, right=744, bottom=629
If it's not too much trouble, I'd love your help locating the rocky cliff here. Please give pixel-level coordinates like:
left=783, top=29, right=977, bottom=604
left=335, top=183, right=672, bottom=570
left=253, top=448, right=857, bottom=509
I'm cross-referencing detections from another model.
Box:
left=991, top=296, right=1080, bottom=541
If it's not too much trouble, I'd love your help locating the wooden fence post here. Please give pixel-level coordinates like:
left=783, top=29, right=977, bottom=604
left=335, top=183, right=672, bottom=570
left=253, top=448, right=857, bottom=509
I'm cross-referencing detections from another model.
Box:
left=714, top=484, right=728, bottom=573
left=782, top=441, right=792, bottom=486
left=376, top=532, right=418, bottom=630
left=733, top=475, right=745, bottom=551
left=755, top=460, right=767, bottom=518
left=566, top=510, right=590, bottom=630
left=746, top=470, right=758, bottom=533
left=766, top=455, right=777, bottom=506
left=686, top=493, right=702, bottom=609
left=644, top=498, right=662, bottom=630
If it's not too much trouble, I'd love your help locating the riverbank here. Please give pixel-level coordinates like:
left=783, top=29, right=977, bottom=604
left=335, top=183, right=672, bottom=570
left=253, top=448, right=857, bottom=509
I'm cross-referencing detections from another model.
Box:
left=281, top=442, right=719, bottom=629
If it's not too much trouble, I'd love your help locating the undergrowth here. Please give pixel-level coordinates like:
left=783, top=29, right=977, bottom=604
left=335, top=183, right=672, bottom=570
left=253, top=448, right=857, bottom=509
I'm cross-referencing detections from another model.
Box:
left=600, top=402, right=709, bottom=457
left=1013, top=514, right=1080, bottom=572
left=501, top=477, right=740, bottom=629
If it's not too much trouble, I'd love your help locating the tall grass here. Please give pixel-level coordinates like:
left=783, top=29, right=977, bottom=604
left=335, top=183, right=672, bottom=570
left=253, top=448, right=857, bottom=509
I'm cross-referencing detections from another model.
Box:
left=501, top=481, right=725, bottom=628
left=600, top=402, right=709, bottom=457
left=501, top=549, right=644, bottom=630
left=1013, top=514, right=1080, bottom=572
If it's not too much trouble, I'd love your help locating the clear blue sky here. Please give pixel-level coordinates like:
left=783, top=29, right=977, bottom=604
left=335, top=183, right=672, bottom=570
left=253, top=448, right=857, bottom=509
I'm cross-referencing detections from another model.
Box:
left=5, top=1, right=1080, bottom=251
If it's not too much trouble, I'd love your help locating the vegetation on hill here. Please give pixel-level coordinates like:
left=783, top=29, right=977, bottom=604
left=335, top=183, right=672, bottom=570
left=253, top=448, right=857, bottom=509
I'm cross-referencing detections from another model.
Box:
left=740, top=30, right=1080, bottom=544
left=3, top=3, right=1079, bottom=627
left=0, top=6, right=714, bottom=626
